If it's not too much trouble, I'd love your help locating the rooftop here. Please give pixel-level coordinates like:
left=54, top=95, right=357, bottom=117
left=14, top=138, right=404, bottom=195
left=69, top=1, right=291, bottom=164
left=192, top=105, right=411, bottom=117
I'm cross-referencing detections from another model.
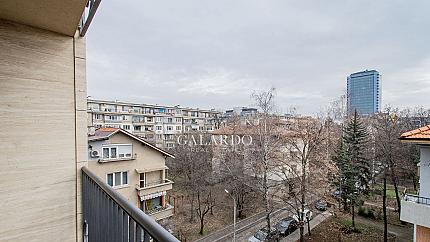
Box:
left=89, top=128, right=175, bottom=158
left=399, top=125, right=430, bottom=142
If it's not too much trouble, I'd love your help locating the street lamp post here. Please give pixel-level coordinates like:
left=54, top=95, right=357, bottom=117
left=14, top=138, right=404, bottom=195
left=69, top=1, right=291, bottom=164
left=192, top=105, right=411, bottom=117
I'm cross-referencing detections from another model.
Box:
left=225, top=189, right=236, bottom=242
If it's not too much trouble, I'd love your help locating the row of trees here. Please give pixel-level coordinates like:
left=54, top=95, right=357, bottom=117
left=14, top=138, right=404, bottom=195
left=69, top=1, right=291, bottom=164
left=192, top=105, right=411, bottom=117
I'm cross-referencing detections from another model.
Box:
left=332, top=106, right=427, bottom=241
left=170, top=88, right=337, bottom=241
left=168, top=87, right=426, bottom=241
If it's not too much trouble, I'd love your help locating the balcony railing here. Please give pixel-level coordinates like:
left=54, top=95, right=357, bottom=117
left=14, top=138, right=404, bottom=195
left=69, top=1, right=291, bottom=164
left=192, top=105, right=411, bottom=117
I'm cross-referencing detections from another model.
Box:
left=142, top=179, right=174, bottom=188
left=404, top=194, right=430, bottom=205
left=82, top=166, right=180, bottom=242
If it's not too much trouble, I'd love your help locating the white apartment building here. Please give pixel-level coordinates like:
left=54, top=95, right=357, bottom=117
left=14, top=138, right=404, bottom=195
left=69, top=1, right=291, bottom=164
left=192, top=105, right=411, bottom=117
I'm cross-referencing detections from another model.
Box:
left=87, top=99, right=221, bottom=148
left=400, top=125, right=430, bottom=242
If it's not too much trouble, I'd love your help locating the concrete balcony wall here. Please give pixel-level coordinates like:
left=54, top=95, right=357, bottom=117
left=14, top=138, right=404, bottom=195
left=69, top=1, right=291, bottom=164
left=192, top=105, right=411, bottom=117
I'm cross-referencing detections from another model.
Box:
left=148, top=205, right=174, bottom=221
left=401, top=200, right=430, bottom=228
left=137, top=181, right=173, bottom=197
left=0, top=20, right=87, bottom=242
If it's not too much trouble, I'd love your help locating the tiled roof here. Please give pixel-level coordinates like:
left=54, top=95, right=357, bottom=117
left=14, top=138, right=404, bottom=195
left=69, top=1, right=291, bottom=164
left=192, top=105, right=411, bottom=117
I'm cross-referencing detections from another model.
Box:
left=88, top=128, right=119, bottom=141
left=400, top=125, right=430, bottom=140
left=88, top=128, right=175, bottom=158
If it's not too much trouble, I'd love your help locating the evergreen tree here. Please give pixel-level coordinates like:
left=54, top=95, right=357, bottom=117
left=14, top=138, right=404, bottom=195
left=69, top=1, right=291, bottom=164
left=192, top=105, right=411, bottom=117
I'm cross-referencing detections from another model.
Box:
left=343, top=110, right=371, bottom=192
left=332, top=110, right=370, bottom=230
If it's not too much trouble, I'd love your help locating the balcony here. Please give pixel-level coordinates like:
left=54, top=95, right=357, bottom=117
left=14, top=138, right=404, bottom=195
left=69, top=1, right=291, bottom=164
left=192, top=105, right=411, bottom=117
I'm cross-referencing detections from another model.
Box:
left=137, top=179, right=174, bottom=197
left=400, top=194, right=430, bottom=228
left=147, top=204, right=174, bottom=220
left=82, top=167, right=179, bottom=242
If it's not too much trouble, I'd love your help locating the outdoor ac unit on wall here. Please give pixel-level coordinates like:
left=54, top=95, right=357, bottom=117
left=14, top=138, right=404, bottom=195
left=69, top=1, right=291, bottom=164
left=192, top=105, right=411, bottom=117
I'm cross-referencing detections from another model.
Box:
left=90, top=150, right=100, bottom=158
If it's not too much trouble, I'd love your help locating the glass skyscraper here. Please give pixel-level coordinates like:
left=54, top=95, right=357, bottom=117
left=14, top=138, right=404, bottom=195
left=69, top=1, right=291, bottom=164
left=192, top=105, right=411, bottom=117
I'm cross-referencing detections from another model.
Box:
left=347, top=70, right=380, bottom=115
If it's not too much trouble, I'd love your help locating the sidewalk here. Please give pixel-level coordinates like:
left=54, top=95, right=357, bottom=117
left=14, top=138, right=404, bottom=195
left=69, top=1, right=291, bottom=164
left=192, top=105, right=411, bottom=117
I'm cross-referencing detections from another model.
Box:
left=281, top=211, right=332, bottom=242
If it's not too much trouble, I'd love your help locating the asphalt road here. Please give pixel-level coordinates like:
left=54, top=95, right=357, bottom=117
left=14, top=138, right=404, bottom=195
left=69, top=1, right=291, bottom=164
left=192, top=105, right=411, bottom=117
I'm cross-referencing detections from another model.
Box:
left=195, top=207, right=292, bottom=242
left=196, top=196, right=320, bottom=242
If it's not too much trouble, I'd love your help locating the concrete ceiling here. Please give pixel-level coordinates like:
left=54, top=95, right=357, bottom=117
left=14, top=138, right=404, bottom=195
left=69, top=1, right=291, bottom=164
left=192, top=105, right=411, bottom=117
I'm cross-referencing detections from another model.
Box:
left=0, top=0, right=87, bottom=36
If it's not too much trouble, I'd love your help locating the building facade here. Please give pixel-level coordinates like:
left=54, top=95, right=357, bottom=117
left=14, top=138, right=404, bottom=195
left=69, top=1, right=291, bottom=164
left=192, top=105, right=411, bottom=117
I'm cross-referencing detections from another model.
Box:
left=88, top=128, right=175, bottom=221
left=400, top=125, right=430, bottom=242
left=347, top=70, right=381, bottom=115
left=224, top=107, right=258, bottom=118
left=87, top=99, right=221, bottom=148
left=0, top=2, right=94, bottom=241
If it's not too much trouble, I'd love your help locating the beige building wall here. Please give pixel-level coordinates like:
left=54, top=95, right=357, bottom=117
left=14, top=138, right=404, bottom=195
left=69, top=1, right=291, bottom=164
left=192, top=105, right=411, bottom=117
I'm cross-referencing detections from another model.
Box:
left=417, top=225, right=430, bottom=242
left=88, top=132, right=168, bottom=208
left=0, top=20, right=86, bottom=242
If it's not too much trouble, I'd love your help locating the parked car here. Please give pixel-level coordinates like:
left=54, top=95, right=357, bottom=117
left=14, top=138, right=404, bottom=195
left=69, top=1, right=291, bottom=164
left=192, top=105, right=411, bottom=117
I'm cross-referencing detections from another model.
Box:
left=292, top=209, right=313, bottom=222
left=248, top=228, right=280, bottom=242
left=315, top=199, right=327, bottom=211
left=332, top=189, right=342, bottom=200
left=275, top=216, right=298, bottom=236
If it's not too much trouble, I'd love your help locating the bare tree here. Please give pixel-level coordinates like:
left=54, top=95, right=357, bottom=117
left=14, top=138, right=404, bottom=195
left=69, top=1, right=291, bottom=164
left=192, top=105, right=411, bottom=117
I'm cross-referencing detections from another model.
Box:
left=169, top=132, right=215, bottom=232
left=371, top=108, right=405, bottom=220
left=248, top=87, right=284, bottom=231
left=278, top=116, right=329, bottom=242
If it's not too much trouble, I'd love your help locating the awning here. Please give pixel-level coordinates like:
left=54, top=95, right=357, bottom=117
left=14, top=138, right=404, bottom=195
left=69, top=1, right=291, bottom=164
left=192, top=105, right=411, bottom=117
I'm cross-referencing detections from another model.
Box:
left=140, top=191, right=167, bottom=201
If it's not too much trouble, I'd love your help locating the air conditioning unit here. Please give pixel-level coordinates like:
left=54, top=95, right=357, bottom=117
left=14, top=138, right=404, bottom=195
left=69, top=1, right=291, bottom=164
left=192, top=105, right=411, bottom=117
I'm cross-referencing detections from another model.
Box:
left=90, top=150, right=100, bottom=158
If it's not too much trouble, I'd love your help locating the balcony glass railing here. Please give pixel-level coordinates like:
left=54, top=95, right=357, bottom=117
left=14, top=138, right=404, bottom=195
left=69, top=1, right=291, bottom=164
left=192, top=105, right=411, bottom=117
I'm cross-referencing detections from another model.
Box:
left=404, top=194, right=430, bottom=206
left=140, top=179, right=173, bottom=189
left=146, top=204, right=174, bottom=215
left=82, top=167, right=179, bottom=242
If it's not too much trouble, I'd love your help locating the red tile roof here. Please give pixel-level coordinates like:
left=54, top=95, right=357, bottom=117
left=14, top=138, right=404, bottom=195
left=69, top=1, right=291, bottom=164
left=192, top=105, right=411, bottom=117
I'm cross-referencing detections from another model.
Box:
left=97, top=127, right=119, bottom=132
left=88, top=128, right=175, bottom=158
left=400, top=125, right=430, bottom=141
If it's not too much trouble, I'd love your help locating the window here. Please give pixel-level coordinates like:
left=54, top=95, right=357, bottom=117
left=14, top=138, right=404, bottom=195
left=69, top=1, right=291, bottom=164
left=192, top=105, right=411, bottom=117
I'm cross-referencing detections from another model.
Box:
left=107, top=171, right=128, bottom=187
left=110, top=147, right=117, bottom=158
left=167, top=126, right=173, bottom=131
left=139, top=173, right=145, bottom=187
left=107, top=173, right=113, bottom=186
left=102, top=144, right=132, bottom=160
left=95, top=114, right=102, bottom=120
left=134, top=126, right=141, bottom=131
left=156, top=117, right=162, bottom=122
left=175, top=118, right=181, bottom=123
left=123, top=125, right=130, bottom=130
left=103, top=148, right=109, bottom=159
left=146, top=117, right=153, bottom=122
left=122, top=172, right=128, bottom=184
left=167, top=118, right=173, bottom=123
left=114, top=172, right=121, bottom=186
left=156, top=126, right=162, bottom=130
left=176, top=126, right=181, bottom=131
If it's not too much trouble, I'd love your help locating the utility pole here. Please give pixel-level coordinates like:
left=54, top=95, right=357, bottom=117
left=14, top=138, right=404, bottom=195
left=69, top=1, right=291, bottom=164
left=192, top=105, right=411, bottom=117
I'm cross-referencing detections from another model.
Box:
left=225, top=189, right=236, bottom=242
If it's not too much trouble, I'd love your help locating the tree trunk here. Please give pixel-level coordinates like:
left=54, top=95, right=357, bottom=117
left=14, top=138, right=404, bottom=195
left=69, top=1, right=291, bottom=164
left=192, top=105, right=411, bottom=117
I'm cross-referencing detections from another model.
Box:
left=266, top=212, right=271, bottom=232
left=209, top=191, right=214, bottom=215
left=390, top=167, right=401, bottom=215
left=352, top=204, right=355, bottom=230
left=299, top=225, right=304, bottom=242
left=199, top=217, right=204, bottom=235
left=383, top=173, right=388, bottom=242
left=300, top=156, right=307, bottom=242
left=190, top=193, right=195, bottom=222
left=263, top=164, right=271, bottom=231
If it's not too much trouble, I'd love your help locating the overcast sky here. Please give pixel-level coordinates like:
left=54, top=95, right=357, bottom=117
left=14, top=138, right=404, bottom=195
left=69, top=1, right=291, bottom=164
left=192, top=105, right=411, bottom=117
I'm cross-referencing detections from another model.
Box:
left=87, top=0, right=430, bottom=115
